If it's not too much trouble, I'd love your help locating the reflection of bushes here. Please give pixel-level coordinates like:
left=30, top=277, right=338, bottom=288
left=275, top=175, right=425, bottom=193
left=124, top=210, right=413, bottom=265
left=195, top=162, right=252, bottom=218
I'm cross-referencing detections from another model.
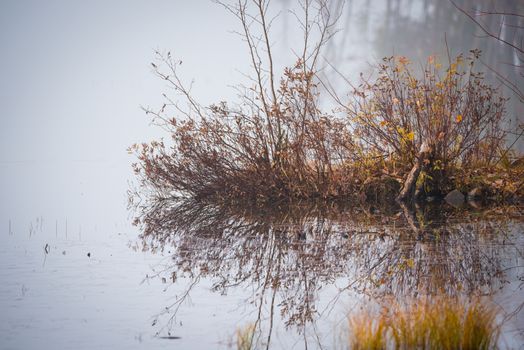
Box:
left=134, top=200, right=522, bottom=331
left=349, top=297, right=500, bottom=350
left=129, top=1, right=519, bottom=203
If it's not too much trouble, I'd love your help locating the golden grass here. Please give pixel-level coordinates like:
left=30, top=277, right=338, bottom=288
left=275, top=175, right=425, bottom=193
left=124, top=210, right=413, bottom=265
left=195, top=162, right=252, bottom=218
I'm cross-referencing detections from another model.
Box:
left=348, top=297, right=500, bottom=350
left=349, top=313, right=387, bottom=350
left=236, top=323, right=257, bottom=350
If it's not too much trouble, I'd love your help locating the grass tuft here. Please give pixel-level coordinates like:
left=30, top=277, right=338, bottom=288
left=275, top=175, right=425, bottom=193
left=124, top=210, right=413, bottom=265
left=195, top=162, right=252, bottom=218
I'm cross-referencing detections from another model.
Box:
left=236, top=323, right=257, bottom=350
left=348, top=297, right=500, bottom=350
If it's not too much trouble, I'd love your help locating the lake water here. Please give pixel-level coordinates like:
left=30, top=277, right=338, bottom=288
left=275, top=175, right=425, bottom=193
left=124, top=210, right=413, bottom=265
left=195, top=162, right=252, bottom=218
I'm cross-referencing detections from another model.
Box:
left=1, top=0, right=523, bottom=349
left=1, top=177, right=523, bottom=349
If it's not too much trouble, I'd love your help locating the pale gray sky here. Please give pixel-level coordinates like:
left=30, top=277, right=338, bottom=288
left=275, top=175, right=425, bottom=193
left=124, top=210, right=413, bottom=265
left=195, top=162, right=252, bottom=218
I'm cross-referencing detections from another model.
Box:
left=0, top=1, right=251, bottom=164
left=0, top=1, right=255, bottom=223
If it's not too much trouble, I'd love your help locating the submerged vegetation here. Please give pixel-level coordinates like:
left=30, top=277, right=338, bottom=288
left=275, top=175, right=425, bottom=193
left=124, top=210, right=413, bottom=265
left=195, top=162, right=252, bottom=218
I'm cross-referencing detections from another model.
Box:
left=129, top=0, right=523, bottom=205
left=348, top=297, right=500, bottom=350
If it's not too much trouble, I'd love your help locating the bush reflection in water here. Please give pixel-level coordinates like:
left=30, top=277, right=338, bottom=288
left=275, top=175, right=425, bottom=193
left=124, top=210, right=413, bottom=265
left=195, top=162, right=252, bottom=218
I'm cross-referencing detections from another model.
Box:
left=132, top=200, right=523, bottom=346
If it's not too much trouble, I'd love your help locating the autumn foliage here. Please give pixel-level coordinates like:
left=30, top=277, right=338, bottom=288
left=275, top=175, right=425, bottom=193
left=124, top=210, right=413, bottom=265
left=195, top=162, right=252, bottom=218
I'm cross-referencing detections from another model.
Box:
left=347, top=52, right=508, bottom=196
left=129, top=1, right=520, bottom=204
left=130, top=58, right=357, bottom=201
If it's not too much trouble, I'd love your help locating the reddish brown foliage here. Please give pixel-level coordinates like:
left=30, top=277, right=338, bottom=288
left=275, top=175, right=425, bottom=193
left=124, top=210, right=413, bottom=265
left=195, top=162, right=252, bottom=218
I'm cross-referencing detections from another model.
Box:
left=130, top=1, right=518, bottom=204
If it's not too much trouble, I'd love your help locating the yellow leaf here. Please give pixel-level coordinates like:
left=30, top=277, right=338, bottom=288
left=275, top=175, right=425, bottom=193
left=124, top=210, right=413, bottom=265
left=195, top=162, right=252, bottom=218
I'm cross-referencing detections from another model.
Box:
left=407, top=132, right=415, bottom=141
left=406, top=258, right=415, bottom=268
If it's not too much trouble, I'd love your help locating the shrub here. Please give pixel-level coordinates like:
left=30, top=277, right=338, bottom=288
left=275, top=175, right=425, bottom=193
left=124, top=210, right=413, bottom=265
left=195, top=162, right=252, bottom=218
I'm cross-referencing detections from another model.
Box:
left=130, top=0, right=364, bottom=202
left=130, top=1, right=513, bottom=203
left=130, top=58, right=357, bottom=201
left=346, top=52, right=508, bottom=195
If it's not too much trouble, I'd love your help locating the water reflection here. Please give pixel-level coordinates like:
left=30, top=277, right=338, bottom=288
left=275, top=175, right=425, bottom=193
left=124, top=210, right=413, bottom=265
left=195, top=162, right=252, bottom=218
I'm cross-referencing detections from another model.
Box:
left=133, top=200, right=523, bottom=346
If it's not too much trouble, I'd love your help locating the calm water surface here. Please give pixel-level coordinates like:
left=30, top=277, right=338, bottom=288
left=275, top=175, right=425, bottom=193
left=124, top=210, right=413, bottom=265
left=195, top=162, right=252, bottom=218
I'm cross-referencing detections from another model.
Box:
left=2, top=163, right=523, bottom=349
left=1, top=0, right=523, bottom=349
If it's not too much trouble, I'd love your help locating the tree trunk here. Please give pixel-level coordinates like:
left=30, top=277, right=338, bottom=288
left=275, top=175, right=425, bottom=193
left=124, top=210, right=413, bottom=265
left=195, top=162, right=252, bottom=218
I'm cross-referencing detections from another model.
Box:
left=396, top=141, right=432, bottom=202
